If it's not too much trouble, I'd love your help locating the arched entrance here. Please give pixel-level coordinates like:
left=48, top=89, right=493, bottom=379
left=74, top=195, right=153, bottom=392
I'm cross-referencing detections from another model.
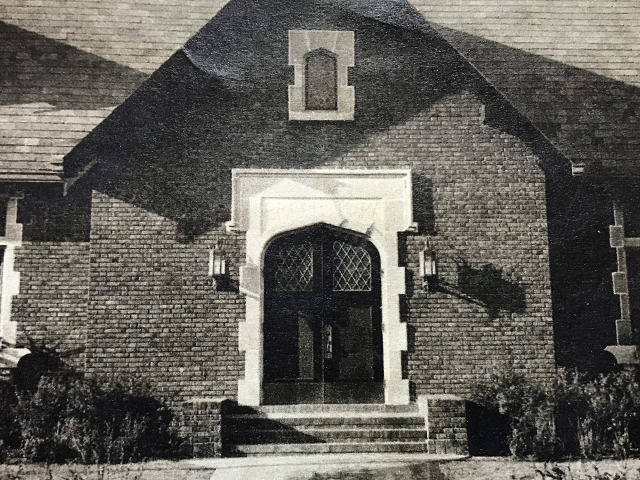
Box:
left=262, top=225, right=383, bottom=404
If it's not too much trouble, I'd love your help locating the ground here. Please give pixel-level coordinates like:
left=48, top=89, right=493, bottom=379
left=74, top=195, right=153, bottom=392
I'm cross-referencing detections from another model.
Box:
left=3, top=458, right=640, bottom=480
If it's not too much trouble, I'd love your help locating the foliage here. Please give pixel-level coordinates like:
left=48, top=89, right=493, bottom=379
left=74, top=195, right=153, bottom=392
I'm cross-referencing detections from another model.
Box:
left=0, top=344, right=183, bottom=464
left=473, top=368, right=640, bottom=460
left=0, top=381, right=20, bottom=462
left=577, top=370, right=640, bottom=459
left=15, top=371, right=182, bottom=463
left=473, top=370, right=563, bottom=459
left=534, top=463, right=640, bottom=480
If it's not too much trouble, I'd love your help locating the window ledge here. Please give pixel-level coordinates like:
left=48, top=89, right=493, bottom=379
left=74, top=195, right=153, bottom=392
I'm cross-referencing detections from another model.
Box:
left=288, top=109, right=354, bottom=121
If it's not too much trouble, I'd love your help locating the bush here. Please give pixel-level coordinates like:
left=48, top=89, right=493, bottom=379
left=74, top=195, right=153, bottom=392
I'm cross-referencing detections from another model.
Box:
left=578, top=369, right=640, bottom=458
left=0, top=345, right=183, bottom=464
left=534, top=463, right=640, bottom=480
left=473, top=368, right=640, bottom=460
left=15, top=371, right=182, bottom=463
left=473, top=370, right=563, bottom=459
left=0, top=381, right=20, bottom=462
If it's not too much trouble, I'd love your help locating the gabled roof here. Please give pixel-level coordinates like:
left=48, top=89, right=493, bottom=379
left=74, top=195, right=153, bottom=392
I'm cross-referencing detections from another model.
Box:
left=414, top=1, right=640, bottom=88
left=0, top=20, right=149, bottom=181
left=413, top=1, right=640, bottom=175
left=0, top=0, right=223, bottom=182
left=0, top=0, right=230, bottom=73
left=1, top=0, right=639, bottom=181
left=53, top=0, right=561, bottom=231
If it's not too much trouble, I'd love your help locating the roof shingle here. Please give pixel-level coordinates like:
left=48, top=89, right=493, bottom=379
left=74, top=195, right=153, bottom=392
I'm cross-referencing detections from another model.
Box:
left=1, top=0, right=639, bottom=180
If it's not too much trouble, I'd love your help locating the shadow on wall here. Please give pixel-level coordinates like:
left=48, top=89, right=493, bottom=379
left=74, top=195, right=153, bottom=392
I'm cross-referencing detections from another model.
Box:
left=17, top=183, right=92, bottom=242
left=412, top=174, right=436, bottom=236
left=465, top=401, right=510, bottom=456
left=0, top=182, right=91, bottom=242
left=456, top=261, right=526, bottom=319
left=55, top=0, right=626, bottom=370
left=428, top=25, right=639, bottom=370
left=0, top=21, right=148, bottom=110
left=545, top=175, right=619, bottom=371
left=63, top=0, right=555, bottom=236
left=432, top=260, right=526, bottom=320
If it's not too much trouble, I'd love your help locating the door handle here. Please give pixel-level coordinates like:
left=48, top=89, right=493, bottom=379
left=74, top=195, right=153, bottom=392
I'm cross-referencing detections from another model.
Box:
left=324, top=324, right=333, bottom=360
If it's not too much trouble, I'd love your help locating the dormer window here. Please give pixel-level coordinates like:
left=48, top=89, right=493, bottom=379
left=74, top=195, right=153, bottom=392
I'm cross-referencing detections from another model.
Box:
left=289, top=30, right=354, bottom=121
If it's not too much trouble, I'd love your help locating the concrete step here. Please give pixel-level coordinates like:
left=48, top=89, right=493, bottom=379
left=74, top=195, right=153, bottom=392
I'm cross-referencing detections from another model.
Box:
left=259, top=404, right=419, bottom=414
left=232, top=441, right=432, bottom=456
left=226, top=427, right=429, bottom=444
left=224, top=403, right=429, bottom=454
left=222, top=401, right=467, bottom=456
left=225, top=414, right=425, bottom=428
left=230, top=404, right=419, bottom=415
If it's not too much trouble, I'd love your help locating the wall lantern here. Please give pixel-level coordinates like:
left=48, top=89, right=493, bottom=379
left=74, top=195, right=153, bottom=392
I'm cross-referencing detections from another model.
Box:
left=209, top=242, right=228, bottom=290
left=419, top=241, right=437, bottom=292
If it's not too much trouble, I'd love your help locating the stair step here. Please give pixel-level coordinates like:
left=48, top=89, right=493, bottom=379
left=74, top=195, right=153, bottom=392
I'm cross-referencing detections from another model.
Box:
left=231, top=404, right=419, bottom=415
left=225, top=403, right=429, bottom=451
left=225, top=415, right=425, bottom=427
left=232, top=441, right=432, bottom=456
left=226, top=427, right=429, bottom=444
left=228, top=412, right=423, bottom=419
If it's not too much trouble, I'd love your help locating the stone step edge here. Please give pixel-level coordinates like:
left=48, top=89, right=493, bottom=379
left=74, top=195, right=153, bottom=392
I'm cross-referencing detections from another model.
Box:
left=227, top=426, right=427, bottom=433
left=250, top=405, right=419, bottom=413
left=233, top=441, right=432, bottom=449
left=226, top=412, right=426, bottom=420
left=227, top=437, right=429, bottom=444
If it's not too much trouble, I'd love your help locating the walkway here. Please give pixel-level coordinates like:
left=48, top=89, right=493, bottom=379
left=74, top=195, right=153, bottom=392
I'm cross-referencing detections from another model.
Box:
left=187, top=453, right=466, bottom=480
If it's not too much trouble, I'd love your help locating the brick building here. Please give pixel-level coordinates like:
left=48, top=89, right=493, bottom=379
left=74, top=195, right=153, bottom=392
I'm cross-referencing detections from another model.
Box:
left=0, top=0, right=639, bottom=456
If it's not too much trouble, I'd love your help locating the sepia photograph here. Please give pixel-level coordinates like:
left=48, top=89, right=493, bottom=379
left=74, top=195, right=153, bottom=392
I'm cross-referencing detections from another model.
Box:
left=0, top=0, right=639, bottom=478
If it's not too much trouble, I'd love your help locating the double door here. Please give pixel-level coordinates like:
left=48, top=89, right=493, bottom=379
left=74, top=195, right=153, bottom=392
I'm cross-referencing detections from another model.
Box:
left=262, top=227, right=383, bottom=404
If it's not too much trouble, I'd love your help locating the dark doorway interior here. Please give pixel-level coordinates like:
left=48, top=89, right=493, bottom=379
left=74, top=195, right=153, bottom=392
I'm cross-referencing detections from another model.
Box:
left=262, top=225, right=383, bottom=404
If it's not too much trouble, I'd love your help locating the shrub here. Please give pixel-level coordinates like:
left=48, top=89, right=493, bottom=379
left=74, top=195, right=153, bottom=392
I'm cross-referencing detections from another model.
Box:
left=473, top=370, right=562, bottom=459
left=577, top=369, right=640, bottom=458
left=0, top=381, right=20, bottom=462
left=473, top=368, right=640, bottom=460
left=534, top=463, right=640, bottom=480
left=15, top=371, right=182, bottom=463
left=15, top=370, right=79, bottom=463
left=0, top=343, right=184, bottom=463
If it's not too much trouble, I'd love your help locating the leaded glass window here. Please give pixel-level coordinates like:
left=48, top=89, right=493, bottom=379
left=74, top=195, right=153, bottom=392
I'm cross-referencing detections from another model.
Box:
left=274, top=242, right=313, bottom=291
left=333, top=241, right=372, bottom=291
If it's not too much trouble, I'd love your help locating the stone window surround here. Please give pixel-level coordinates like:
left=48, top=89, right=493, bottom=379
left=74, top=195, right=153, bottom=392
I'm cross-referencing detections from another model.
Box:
left=227, top=168, right=417, bottom=406
left=288, top=30, right=355, bottom=121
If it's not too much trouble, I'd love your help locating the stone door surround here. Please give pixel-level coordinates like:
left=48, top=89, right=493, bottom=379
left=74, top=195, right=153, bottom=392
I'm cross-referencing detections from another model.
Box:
left=228, top=169, right=416, bottom=405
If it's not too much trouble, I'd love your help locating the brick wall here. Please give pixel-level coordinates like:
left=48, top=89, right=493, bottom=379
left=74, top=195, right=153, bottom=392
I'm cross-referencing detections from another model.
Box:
left=86, top=191, right=244, bottom=405
left=182, top=397, right=226, bottom=457
left=13, top=242, right=90, bottom=366
left=83, top=90, right=555, bottom=405
left=324, top=93, right=556, bottom=396
left=13, top=4, right=556, bottom=406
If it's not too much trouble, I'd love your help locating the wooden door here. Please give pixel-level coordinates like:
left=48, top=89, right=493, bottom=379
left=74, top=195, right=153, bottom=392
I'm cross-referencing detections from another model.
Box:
left=262, top=226, right=383, bottom=404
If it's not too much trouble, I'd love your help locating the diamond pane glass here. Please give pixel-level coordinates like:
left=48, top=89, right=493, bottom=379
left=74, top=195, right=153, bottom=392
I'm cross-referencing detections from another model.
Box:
left=275, top=242, right=313, bottom=291
left=333, top=241, right=372, bottom=291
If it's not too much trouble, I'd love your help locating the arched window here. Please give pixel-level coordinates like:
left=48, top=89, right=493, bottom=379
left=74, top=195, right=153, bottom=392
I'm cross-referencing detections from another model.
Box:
left=304, top=49, right=338, bottom=111
left=288, top=30, right=354, bottom=121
